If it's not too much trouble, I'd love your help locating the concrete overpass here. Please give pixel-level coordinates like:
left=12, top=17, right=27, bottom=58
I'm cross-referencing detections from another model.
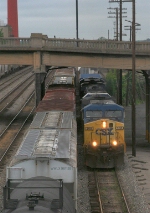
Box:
left=0, top=33, right=150, bottom=70
left=0, top=33, right=150, bottom=142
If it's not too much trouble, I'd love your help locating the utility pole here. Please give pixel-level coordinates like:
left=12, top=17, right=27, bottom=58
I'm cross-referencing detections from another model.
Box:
left=109, top=0, right=137, bottom=156
left=76, top=0, right=78, bottom=40
left=108, top=4, right=127, bottom=104
left=108, top=7, right=119, bottom=40
left=76, top=0, right=79, bottom=48
left=132, top=0, right=136, bottom=156
left=119, top=0, right=122, bottom=105
left=109, top=0, right=132, bottom=105
left=124, top=20, right=141, bottom=107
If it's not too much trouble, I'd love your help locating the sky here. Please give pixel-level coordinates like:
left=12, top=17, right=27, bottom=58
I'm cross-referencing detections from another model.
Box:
left=0, top=0, right=150, bottom=41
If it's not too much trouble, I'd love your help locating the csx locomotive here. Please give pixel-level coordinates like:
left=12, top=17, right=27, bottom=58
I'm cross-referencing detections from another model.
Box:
left=80, top=72, right=126, bottom=168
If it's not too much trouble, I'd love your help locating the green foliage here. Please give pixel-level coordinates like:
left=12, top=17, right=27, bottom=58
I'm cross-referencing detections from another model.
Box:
left=105, top=69, right=145, bottom=106
left=98, top=37, right=106, bottom=40
left=105, top=69, right=117, bottom=97
left=0, top=29, right=4, bottom=37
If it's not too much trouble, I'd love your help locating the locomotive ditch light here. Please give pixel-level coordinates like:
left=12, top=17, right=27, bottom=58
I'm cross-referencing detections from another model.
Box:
left=92, top=141, right=97, bottom=147
left=102, top=121, right=106, bottom=128
left=112, top=140, right=117, bottom=146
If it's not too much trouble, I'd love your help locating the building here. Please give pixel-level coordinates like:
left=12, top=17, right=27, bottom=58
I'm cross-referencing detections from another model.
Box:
left=0, top=25, right=12, bottom=38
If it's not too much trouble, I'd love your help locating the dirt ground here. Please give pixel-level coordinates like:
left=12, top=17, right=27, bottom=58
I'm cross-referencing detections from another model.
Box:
left=125, top=103, right=150, bottom=210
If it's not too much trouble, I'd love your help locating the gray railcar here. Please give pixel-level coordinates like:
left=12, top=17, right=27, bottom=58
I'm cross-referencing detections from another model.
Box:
left=3, top=111, right=77, bottom=213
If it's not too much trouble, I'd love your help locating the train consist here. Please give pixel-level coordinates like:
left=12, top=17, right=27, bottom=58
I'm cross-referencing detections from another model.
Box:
left=3, top=68, right=77, bottom=212
left=80, top=72, right=126, bottom=168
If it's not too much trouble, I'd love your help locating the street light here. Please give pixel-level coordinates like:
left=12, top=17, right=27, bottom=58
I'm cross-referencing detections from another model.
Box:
left=124, top=20, right=141, bottom=42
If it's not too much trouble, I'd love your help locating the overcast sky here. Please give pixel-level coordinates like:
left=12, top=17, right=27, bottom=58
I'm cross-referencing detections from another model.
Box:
left=0, top=0, right=149, bottom=41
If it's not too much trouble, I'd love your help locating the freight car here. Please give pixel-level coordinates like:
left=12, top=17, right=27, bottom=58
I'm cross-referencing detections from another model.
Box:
left=2, top=68, right=77, bottom=212
left=36, top=67, right=76, bottom=116
left=80, top=71, right=126, bottom=168
left=52, top=67, right=76, bottom=87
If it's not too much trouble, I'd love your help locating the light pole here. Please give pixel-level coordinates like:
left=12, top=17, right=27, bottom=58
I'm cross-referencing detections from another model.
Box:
left=76, top=0, right=78, bottom=40
left=124, top=19, right=141, bottom=42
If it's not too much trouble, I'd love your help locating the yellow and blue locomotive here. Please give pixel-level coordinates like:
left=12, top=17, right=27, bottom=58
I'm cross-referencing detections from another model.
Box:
left=82, top=102, right=126, bottom=168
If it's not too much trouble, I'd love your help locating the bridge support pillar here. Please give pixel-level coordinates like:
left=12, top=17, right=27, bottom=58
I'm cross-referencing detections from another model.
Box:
left=35, top=65, right=47, bottom=107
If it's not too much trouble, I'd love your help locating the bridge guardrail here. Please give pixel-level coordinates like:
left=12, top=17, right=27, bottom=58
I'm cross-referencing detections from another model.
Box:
left=0, top=37, right=150, bottom=53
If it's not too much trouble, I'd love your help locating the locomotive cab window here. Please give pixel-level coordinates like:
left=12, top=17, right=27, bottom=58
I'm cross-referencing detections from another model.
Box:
left=86, top=110, right=102, bottom=118
left=105, top=110, right=122, bottom=119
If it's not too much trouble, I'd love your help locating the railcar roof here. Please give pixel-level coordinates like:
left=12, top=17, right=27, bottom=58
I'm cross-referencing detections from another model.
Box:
left=30, top=111, right=73, bottom=129
left=82, top=92, right=111, bottom=99
left=52, top=76, right=74, bottom=85
left=15, top=111, right=77, bottom=166
left=79, top=73, right=102, bottom=80
left=83, top=103, right=124, bottom=111
left=54, top=68, right=75, bottom=76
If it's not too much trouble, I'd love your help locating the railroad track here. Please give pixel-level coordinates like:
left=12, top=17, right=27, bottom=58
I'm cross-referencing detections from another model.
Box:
left=88, top=169, right=130, bottom=213
left=0, top=66, right=33, bottom=92
left=0, top=75, right=34, bottom=112
left=0, top=92, right=35, bottom=164
left=0, top=67, right=55, bottom=166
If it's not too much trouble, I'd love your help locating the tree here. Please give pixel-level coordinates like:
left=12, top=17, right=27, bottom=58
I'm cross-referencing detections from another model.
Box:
left=98, top=37, right=106, bottom=40
left=0, top=29, right=4, bottom=37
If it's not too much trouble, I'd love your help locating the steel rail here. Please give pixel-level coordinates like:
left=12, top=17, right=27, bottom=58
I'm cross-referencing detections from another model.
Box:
left=92, top=170, right=131, bottom=213
left=94, top=170, right=104, bottom=213
left=0, top=92, right=35, bottom=162
left=0, top=75, right=34, bottom=112
left=0, top=67, right=32, bottom=91
left=115, top=169, right=131, bottom=213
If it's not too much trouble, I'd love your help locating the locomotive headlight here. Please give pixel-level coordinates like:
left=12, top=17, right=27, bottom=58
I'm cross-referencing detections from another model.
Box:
left=112, top=140, right=117, bottom=146
left=92, top=141, right=97, bottom=147
left=102, top=121, right=106, bottom=128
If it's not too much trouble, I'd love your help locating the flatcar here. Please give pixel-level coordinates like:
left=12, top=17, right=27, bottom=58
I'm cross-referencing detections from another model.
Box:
left=2, top=68, right=77, bottom=212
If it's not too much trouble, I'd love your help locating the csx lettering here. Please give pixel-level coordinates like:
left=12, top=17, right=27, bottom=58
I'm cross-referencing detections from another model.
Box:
left=96, top=128, right=114, bottom=135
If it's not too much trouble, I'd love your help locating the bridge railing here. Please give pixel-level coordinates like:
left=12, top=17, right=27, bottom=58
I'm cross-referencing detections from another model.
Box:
left=0, top=38, right=31, bottom=47
left=0, top=37, right=150, bottom=53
